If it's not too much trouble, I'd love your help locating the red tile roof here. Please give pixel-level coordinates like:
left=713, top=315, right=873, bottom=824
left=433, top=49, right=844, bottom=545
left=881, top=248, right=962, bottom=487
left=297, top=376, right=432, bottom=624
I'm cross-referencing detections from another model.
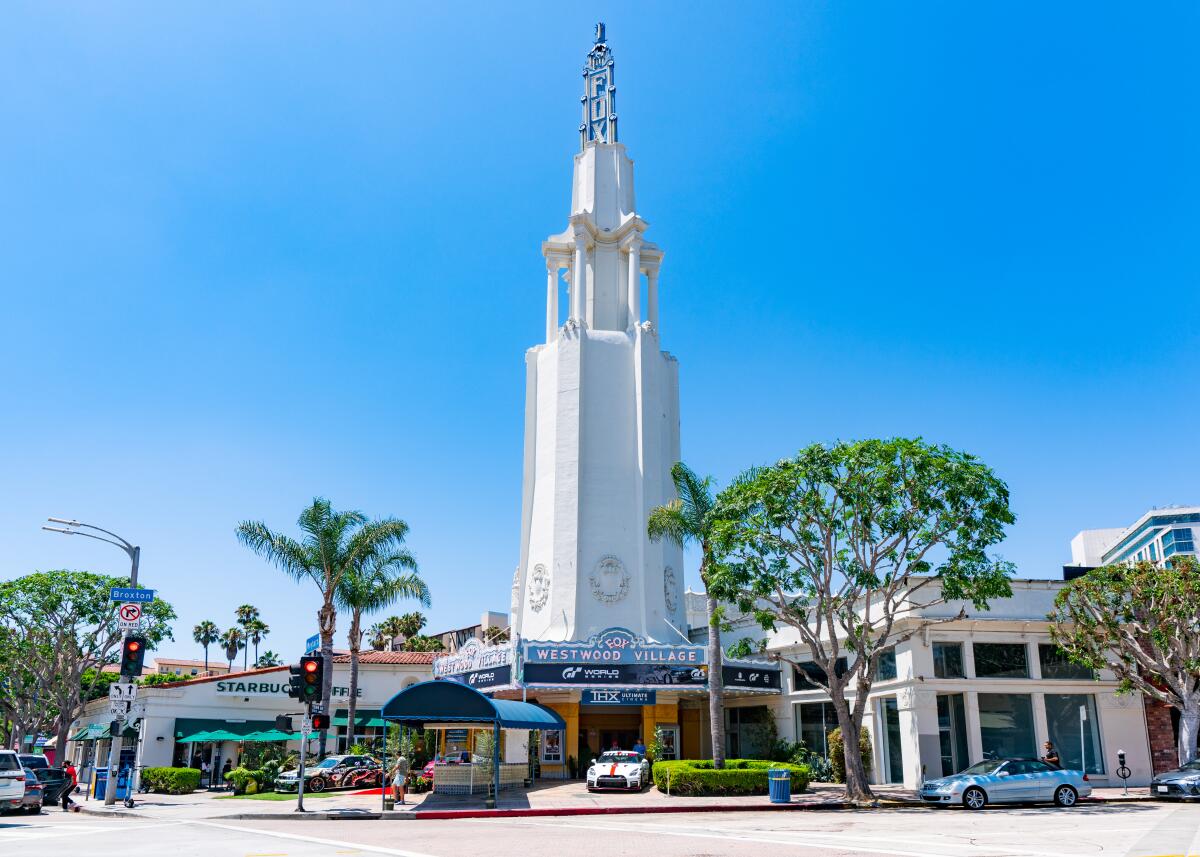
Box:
left=334, top=650, right=438, bottom=664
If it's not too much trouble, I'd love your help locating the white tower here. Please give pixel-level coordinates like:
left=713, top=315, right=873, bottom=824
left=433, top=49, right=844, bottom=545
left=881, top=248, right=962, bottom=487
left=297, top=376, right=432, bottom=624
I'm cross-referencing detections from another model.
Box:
left=512, top=25, right=684, bottom=645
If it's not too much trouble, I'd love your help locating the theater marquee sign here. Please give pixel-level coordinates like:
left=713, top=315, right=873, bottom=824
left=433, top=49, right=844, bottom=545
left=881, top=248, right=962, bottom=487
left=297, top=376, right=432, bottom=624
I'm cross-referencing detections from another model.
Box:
left=522, top=627, right=708, bottom=689
left=433, top=638, right=516, bottom=693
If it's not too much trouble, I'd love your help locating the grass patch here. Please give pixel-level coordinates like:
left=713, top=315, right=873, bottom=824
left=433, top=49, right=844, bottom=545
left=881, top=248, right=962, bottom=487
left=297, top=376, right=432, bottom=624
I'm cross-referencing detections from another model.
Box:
left=214, top=791, right=338, bottom=801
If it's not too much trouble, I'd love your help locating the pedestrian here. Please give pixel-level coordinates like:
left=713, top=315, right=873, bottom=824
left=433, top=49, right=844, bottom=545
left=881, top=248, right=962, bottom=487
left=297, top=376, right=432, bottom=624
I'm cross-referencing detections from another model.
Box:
left=200, top=759, right=210, bottom=788
left=61, top=761, right=78, bottom=812
left=389, top=755, right=410, bottom=805
left=633, top=739, right=646, bottom=756
left=1041, top=741, right=1061, bottom=767
left=221, top=758, right=232, bottom=786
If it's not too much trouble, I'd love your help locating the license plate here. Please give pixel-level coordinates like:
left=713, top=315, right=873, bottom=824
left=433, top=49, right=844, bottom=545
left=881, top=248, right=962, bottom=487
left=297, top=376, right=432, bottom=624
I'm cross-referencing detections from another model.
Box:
left=1157, top=785, right=1169, bottom=793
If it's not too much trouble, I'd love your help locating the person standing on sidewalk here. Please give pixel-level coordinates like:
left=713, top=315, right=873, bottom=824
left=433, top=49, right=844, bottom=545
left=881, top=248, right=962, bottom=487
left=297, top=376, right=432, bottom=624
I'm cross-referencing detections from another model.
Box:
left=61, top=761, right=78, bottom=812
left=389, top=755, right=409, bottom=805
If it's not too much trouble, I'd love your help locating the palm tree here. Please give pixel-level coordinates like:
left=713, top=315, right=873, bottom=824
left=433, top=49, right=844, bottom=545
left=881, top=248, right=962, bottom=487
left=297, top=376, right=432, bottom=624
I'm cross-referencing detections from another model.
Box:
left=337, top=550, right=429, bottom=747
left=220, top=627, right=246, bottom=671
left=396, top=612, right=426, bottom=641
left=255, top=650, right=283, bottom=668
left=246, top=619, right=270, bottom=667
left=647, top=461, right=727, bottom=769
left=234, top=605, right=260, bottom=671
left=193, top=621, right=220, bottom=674
left=236, top=497, right=414, bottom=757
left=368, top=615, right=407, bottom=652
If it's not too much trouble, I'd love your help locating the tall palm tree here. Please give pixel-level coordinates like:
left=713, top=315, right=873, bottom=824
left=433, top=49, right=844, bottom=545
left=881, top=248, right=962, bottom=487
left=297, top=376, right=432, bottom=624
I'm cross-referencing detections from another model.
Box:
left=236, top=497, right=413, bottom=757
left=220, top=627, right=246, bottom=671
left=234, top=605, right=260, bottom=671
left=193, top=621, right=220, bottom=674
left=337, top=551, right=429, bottom=747
left=368, top=615, right=406, bottom=652
left=647, top=462, right=727, bottom=769
left=246, top=619, right=270, bottom=667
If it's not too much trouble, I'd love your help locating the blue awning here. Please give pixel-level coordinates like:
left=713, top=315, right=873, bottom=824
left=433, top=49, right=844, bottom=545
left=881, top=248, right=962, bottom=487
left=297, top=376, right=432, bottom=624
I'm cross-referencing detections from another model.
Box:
left=381, top=680, right=564, bottom=731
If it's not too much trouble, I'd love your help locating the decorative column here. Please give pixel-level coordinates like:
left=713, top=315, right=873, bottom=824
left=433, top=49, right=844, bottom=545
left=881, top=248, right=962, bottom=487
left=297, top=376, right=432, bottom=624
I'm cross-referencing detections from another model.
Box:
left=545, top=258, right=560, bottom=342
left=572, top=227, right=589, bottom=321
left=625, top=236, right=641, bottom=329
left=646, top=267, right=660, bottom=333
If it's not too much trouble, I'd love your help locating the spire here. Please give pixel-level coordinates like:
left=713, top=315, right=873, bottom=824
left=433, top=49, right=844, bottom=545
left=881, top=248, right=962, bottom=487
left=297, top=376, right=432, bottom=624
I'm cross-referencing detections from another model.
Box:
left=579, top=22, right=617, bottom=150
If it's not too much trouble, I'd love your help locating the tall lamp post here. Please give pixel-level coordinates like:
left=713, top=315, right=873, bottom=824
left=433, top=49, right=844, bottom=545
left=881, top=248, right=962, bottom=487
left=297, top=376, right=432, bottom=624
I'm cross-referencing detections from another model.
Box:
left=43, top=518, right=141, bottom=807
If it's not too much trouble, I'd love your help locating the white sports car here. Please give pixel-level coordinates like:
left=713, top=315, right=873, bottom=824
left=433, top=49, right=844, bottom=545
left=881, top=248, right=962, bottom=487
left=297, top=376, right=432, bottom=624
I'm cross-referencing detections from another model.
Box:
left=587, top=751, right=651, bottom=792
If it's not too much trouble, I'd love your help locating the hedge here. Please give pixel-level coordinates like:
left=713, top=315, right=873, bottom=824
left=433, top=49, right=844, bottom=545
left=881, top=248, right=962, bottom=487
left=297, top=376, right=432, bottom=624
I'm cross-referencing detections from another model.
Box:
left=652, top=759, right=811, bottom=796
left=827, top=727, right=873, bottom=785
left=141, top=767, right=201, bottom=795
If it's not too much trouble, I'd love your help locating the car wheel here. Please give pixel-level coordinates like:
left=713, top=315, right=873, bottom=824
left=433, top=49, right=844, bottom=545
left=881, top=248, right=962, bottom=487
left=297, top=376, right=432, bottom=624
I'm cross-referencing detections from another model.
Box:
left=1053, top=785, right=1078, bottom=807
left=962, top=787, right=987, bottom=810
left=308, top=777, right=326, bottom=793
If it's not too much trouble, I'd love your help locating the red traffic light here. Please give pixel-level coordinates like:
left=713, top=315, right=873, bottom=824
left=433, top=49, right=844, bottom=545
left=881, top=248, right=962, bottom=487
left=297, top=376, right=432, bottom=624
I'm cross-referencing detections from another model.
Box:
left=311, top=714, right=330, bottom=730
left=303, top=660, right=318, bottom=673
left=127, top=640, right=141, bottom=652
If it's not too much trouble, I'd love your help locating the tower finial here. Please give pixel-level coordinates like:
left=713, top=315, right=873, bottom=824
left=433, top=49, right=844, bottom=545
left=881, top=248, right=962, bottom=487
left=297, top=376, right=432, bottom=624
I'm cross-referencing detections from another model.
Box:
left=580, top=24, right=617, bottom=150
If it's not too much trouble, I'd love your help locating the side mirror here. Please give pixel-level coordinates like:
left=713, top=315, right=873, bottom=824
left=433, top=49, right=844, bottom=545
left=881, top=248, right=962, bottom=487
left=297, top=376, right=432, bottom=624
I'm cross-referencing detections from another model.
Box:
left=996, top=770, right=1009, bottom=777
left=590, top=759, right=596, bottom=765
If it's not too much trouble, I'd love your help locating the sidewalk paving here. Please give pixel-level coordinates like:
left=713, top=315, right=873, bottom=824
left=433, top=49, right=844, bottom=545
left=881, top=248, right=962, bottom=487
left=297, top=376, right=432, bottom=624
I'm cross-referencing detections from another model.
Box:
left=75, top=780, right=1157, bottom=822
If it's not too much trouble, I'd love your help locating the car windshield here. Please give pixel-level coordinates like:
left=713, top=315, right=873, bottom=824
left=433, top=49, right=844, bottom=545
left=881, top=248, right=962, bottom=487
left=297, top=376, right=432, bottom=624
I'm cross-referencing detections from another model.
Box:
left=314, top=758, right=340, bottom=769
left=19, top=756, right=47, bottom=769
left=959, top=761, right=1005, bottom=776
left=0, top=755, right=19, bottom=771
left=1180, top=761, right=1200, bottom=772
left=597, top=752, right=640, bottom=764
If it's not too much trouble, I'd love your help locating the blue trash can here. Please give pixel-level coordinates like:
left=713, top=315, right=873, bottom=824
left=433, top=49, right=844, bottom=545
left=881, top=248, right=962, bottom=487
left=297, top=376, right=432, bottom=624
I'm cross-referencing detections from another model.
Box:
left=768, top=769, right=791, bottom=804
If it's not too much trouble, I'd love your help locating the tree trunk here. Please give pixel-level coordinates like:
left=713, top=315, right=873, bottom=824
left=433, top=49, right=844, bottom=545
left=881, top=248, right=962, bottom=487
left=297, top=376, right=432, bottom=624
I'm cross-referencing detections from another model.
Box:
left=317, top=600, right=337, bottom=758
left=703, top=556, right=726, bottom=769
left=203, top=647, right=209, bottom=674
left=347, top=610, right=362, bottom=752
left=243, top=630, right=249, bottom=671
left=831, top=686, right=874, bottom=802
left=1180, top=698, right=1200, bottom=766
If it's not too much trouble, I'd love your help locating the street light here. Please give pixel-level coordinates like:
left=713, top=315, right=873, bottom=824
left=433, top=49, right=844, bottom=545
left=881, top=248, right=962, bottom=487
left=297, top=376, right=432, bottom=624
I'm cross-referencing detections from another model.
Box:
left=44, top=517, right=142, bottom=806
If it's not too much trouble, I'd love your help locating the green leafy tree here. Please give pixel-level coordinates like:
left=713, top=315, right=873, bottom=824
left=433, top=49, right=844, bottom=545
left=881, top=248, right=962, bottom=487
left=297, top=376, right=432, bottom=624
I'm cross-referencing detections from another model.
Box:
left=220, top=627, right=245, bottom=670
left=1050, top=557, right=1200, bottom=765
left=710, top=439, right=1014, bottom=802
left=236, top=497, right=414, bottom=757
left=647, top=462, right=728, bottom=769
left=193, top=621, right=220, bottom=674
left=337, top=549, right=429, bottom=746
left=396, top=612, right=426, bottom=640
left=234, top=605, right=260, bottom=671
left=403, top=634, right=445, bottom=653
left=255, top=650, right=283, bottom=668
left=0, top=571, right=175, bottom=754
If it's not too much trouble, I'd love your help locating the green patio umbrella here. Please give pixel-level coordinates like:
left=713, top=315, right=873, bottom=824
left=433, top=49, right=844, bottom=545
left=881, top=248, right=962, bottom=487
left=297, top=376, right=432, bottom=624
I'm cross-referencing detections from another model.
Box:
left=177, top=730, right=220, bottom=744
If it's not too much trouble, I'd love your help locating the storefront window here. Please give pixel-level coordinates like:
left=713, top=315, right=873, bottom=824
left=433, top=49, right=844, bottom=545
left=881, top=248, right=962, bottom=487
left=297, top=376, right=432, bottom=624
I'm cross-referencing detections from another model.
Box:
left=1038, top=645, right=1094, bottom=680
left=978, top=693, right=1036, bottom=759
left=933, top=643, right=964, bottom=678
left=1044, top=694, right=1104, bottom=774
left=726, top=706, right=773, bottom=759
left=937, top=693, right=970, bottom=776
left=973, top=643, right=1029, bottom=678
left=880, top=697, right=904, bottom=783
left=793, top=657, right=847, bottom=691
left=794, top=701, right=837, bottom=759
left=876, top=648, right=897, bottom=681
left=540, top=729, right=563, bottom=764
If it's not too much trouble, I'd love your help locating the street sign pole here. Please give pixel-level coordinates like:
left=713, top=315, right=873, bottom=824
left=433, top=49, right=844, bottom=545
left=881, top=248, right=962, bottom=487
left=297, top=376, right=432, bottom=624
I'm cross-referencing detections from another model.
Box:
left=104, top=545, right=140, bottom=806
left=296, top=702, right=310, bottom=813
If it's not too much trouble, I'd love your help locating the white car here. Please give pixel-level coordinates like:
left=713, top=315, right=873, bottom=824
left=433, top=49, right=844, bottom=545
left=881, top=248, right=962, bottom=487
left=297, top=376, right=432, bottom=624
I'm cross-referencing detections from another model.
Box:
left=0, top=751, right=27, bottom=807
left=587, top=751, right=651, bottom=792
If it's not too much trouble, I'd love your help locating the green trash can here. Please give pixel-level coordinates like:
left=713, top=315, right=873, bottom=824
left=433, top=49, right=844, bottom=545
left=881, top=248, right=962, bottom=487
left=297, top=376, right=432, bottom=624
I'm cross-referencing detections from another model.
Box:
left=768, top=769, right=791, bottom=803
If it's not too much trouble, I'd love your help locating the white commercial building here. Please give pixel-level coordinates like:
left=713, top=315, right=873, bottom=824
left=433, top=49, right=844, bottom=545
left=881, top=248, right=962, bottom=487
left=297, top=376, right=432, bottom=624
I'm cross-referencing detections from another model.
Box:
left=690, top=580, right=1155, bottom=788
left=1068, top=505, right=1199, bottom=570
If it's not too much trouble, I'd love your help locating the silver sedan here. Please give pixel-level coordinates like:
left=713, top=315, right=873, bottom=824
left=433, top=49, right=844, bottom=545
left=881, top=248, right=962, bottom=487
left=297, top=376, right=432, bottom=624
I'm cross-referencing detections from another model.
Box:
left=921, top=758, right=1092, bottom=809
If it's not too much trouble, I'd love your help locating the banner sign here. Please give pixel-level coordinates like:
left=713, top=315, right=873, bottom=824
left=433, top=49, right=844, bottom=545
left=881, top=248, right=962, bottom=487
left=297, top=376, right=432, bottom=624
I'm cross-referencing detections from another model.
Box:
left=721, top=662, right=783, bottom=691
left=523, top=662, right=706, bottom=687
left=434, top=638, right=514, bottom=677
left=582, top=689, right=656, bottom=706
left=446, top=664, right=513, bottom=693
left=523, top=627, right=705, bottom=666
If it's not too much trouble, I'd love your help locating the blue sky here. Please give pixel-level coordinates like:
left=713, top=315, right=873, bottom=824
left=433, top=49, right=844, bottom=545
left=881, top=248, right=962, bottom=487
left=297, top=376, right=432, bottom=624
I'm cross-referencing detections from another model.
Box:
left=2, top=2, right=1197, bottom=663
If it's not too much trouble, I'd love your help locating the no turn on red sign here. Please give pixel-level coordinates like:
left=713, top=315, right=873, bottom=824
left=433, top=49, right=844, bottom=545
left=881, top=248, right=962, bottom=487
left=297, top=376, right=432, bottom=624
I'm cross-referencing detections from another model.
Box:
left=117, top=602, right=142, bottom=630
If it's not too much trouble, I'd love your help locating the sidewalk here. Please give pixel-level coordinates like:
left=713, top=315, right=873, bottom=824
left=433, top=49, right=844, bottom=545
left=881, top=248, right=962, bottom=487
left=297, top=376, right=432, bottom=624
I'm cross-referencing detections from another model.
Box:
left=76, top=781, right=1157, bottom=822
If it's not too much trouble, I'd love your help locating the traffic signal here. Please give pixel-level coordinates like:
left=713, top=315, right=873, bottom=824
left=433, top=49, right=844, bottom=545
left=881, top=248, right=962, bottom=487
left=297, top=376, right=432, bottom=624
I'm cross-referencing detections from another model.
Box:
left=298, top=655, right=323, bottom=703
left=119, top=635, right=148, bottom=678
left=287, top=665, right=304, bottom=699
left=311, top=713, right=330, bottom=731
left=275, top=715, right=293, bottom=732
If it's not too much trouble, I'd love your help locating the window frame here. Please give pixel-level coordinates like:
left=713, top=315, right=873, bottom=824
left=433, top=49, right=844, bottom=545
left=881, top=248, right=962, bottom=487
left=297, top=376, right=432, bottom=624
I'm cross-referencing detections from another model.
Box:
left=972, top=642, right=1030, bottom=679
left=932, top=642, right=965, bottom=679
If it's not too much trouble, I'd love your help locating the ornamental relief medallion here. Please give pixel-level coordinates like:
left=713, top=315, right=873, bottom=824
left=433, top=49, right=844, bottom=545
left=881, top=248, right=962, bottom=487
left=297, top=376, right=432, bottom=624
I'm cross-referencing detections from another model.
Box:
left=663, top=567, right=678, bottom=613
left=589, top=555, right=630, bottom=604
left=528, top=563, right=550, bottom=613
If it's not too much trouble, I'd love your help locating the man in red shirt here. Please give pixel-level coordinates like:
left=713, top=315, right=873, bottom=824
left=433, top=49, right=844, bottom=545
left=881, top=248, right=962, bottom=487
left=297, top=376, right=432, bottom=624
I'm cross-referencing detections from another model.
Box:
left=61, top=761, right=79, bottom=812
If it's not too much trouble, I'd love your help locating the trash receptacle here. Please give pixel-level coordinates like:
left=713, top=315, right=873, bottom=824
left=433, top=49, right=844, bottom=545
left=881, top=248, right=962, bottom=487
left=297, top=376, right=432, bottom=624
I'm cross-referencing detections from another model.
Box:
left=768, top=769, right=791, bottom=804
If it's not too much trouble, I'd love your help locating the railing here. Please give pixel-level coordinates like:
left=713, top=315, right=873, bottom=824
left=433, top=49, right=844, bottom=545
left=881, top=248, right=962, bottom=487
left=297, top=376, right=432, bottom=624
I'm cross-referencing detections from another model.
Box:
left=432, top=763, right=528, bottom=795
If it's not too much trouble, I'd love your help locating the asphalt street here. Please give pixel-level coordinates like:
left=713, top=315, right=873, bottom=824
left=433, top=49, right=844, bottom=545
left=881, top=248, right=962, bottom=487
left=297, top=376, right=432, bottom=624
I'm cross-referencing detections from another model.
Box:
left=3, top=803, right=1200, bottom=857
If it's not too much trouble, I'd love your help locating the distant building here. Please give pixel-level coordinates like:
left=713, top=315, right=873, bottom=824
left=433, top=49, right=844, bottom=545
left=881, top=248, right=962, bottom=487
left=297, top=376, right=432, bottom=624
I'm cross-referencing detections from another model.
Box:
left=430, top=610, right=509, bottom=652
left=1065, top=505, right=1198, bottom=578
left=152, top=658, right=230, bottom=678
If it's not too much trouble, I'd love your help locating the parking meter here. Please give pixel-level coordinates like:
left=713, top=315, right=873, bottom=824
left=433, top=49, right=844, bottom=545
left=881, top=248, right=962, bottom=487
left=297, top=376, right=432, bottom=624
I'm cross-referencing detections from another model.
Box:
left=1116, top=749, right=1131, bottom=795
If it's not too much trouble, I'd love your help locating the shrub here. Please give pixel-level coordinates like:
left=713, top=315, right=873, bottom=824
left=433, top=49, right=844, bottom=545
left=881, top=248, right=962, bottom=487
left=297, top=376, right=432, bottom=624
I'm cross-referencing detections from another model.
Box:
left=141, top=767, right=201, bottom=795
left=789, top=745, right=834, bottom=782
left=827, top=727, right=873, bottom=784
left=223, top=767, right=258, bottom=795
left=652, top=759, right=811, bottom=796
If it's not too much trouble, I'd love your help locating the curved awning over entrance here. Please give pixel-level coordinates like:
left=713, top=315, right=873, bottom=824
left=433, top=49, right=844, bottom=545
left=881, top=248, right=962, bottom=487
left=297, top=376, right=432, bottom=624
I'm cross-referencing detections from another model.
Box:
left=381, top=680, right=564, bottom=731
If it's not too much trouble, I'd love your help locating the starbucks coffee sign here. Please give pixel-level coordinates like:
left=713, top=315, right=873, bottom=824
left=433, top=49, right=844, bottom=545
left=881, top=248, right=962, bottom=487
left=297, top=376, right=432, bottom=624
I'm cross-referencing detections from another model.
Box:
left=214, top=678, right=362, bottom=698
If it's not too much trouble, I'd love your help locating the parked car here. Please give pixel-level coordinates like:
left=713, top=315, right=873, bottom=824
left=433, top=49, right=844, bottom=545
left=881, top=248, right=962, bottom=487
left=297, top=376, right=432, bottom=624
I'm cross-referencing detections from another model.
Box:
left=0, top=751, right=27, bottom=811
left=586, top=751, right=651, bottom=792
left=18, top=754, right=50, bottom=770
left=29, top=768, right=72, bottom=805
left=274, top=755, right=382, bottom=793
left=1150, top=760, right=1200, bottom=800
left=16, top=770, right=44, bottom=814
left=920, top=758, right=1091, bottom=809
